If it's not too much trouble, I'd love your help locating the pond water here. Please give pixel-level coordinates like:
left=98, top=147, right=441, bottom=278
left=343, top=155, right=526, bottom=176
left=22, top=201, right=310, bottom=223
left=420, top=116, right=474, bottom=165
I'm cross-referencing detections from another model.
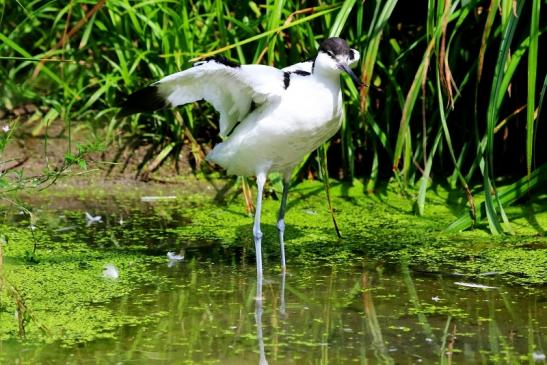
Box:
left=1, top=195, right=546, bottom=364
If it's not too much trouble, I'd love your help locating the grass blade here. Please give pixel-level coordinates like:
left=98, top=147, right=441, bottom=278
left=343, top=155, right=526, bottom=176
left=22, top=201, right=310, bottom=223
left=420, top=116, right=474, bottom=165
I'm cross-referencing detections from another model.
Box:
left=527, top=0, right=540, bottom=177
left=479, top=0, right=524, bottom=234
left=415, top=129, right=442, bottom=216
left=0, top=33, right=78, bottom=98
left=328, top=0, right=357, bottom=37
left=447, top=163, right=547, bottom=232
left=317, top=144, right=342, bottom=239
left=393, top=37, right=435, bottom=173
left=189, top=5, right=340, bottom=62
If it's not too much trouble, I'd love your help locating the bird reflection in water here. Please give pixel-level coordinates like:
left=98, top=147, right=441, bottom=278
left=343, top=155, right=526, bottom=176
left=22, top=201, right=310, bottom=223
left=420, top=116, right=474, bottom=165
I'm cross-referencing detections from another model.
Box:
left=254, top=270, right=287, bottom=365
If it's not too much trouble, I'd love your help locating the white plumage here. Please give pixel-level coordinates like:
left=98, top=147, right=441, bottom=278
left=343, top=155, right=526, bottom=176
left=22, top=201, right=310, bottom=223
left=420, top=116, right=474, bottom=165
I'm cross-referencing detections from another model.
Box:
left=156, top=62, right=285, bottom=138
left=207, top=69, right=344, bottom=176
left=120, top=37, right=362, bottom=286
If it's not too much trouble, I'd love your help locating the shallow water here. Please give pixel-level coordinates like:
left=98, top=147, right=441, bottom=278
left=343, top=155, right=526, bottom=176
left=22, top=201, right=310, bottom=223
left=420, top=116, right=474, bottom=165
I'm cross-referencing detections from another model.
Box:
left=1, top=196, right=546, bottom=364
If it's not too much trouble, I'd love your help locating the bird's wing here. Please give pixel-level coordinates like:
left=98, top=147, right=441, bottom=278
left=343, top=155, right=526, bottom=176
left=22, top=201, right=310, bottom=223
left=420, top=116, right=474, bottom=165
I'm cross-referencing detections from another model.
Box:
left=282, top=60, right=313, bottom=73
left=120, top=57, right=286, bottom=137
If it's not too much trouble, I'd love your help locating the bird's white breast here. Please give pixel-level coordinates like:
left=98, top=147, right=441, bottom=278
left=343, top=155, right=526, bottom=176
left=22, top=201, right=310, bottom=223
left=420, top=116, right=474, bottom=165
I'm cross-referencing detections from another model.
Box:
left=207, top=75, right=343, bottom=176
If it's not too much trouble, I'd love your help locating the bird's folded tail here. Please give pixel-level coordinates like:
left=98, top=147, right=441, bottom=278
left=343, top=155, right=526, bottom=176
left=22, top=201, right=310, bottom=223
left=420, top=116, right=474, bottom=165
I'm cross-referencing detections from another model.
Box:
left=118, top=85, right=167, bottom=117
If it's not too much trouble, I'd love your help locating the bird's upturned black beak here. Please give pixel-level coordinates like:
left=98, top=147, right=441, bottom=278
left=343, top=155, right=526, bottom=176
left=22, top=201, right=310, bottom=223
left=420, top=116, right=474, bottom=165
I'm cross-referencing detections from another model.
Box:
left=339, top=63, right=365, bottom=88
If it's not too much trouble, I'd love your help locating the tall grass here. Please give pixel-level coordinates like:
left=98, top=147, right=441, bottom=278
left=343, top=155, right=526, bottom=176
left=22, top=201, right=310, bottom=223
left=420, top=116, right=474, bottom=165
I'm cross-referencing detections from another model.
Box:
left=0, top=0, right=544, bottom=232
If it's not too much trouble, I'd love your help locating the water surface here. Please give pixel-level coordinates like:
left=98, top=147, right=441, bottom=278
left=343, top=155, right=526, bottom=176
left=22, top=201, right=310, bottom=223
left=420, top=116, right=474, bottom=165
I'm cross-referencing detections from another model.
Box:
left=1, top=195, right=546, bottom=364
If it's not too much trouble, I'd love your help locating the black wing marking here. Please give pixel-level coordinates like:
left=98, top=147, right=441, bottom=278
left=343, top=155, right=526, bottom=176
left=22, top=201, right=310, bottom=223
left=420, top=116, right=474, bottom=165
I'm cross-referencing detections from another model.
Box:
left=195, top=55, right=241, bottom=68
left=118, top=85, right=167, bottom=117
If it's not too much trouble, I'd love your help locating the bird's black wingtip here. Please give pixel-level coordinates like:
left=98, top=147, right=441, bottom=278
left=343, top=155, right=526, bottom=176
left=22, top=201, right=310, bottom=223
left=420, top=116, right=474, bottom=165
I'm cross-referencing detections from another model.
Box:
left=117, top=85, right=167, bottom=118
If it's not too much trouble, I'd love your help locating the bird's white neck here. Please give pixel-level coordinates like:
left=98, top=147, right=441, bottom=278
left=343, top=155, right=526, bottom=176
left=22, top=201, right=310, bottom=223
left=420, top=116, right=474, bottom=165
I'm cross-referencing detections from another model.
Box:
left=312, top=66, right=341, bottom=91
left=312, top=53, right=343, bottom=90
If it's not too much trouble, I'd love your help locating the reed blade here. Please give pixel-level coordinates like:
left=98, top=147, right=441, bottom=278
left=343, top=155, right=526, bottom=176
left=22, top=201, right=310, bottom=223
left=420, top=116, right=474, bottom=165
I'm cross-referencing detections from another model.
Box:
left=526, top=0, right=540, bottom=177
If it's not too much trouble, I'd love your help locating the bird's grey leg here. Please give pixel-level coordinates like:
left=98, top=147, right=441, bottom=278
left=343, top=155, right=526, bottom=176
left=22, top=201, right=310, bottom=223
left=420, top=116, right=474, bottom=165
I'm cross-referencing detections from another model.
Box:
left=277, top=173, right=291, bottom=272
left=254, top=172, right=267, bottom=300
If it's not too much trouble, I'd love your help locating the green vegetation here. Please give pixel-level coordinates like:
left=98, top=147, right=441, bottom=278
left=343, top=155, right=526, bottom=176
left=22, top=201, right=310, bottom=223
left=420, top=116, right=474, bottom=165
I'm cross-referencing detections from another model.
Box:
left=0, top=182, right=545, bottom=355
left=0, top=0, right=545, bottom=232
left=169, top=179, right=547, bottom=284
left=1, top=235, right=168, bottom=344
left=1, top=2, right=545, bottom=359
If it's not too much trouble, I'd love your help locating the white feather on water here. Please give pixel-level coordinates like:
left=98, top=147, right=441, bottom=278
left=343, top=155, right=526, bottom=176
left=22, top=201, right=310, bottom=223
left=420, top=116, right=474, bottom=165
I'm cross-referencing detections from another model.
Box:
left=141, top=196, right=177, bottom=202
left=103, top=264, right=119, bottom=279
left=167, top=251, right=184, bottom=261
left=454, top=282, right=496, bottom=289
left=85, top=212, right=102, bottom=226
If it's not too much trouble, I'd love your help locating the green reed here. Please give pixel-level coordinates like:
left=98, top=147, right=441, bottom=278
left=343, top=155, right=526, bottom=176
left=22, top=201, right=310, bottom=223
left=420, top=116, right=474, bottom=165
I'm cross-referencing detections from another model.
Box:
left=0, top=0, right=544, bottom=232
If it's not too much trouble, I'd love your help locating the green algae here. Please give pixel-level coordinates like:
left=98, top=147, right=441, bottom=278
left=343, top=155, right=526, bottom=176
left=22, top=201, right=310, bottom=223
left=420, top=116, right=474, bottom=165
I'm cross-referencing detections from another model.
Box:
left=0, top=178, right=545, bottom=349
left=169, top=179, right=547, bottom=284
left=0, top=226, right=169, bottom=344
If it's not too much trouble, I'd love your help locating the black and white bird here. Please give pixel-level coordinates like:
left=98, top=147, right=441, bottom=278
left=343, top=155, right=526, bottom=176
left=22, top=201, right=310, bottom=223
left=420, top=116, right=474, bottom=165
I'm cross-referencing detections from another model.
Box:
left=120, top=37, right=362, bottom=284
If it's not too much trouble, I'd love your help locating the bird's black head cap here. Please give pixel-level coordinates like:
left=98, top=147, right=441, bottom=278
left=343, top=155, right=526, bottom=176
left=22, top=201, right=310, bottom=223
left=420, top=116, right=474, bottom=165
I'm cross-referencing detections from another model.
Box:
left=318, top=37, right=351, bottom=57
